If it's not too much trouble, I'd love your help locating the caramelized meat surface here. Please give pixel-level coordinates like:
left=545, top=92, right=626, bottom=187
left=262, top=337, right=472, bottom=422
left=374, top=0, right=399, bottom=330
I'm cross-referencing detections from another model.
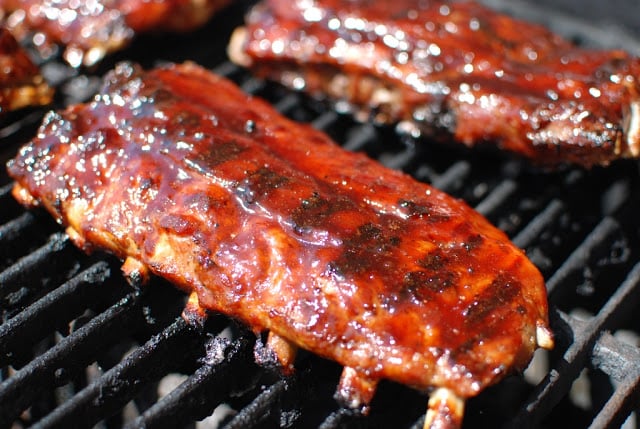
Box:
left=229, top=0, right=640, bottom=167
left=1, top=0, right=231, bottom=66
left=0, top=27, right=52, bottom=115
left=7, top=62, right=552, bottom=427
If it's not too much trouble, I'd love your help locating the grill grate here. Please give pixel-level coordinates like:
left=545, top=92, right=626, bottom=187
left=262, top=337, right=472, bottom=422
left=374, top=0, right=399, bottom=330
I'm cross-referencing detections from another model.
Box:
left=1, top=1, right=640, bottom=428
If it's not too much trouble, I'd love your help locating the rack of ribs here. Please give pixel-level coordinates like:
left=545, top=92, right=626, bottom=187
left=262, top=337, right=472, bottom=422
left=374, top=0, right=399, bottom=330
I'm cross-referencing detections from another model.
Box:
left=7, top=61, right=553, bottom=428
left=0, top=27, right=52, bottom=115
left=1, top=0, right=231, bottom=67
left=228, top=0, right=640, bottom=168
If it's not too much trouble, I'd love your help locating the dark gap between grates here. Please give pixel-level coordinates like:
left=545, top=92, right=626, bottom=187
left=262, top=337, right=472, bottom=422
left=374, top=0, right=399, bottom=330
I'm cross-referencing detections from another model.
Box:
left=0, top=261, right=114, bottom=368
left=0, top=290, right=142, bottom=427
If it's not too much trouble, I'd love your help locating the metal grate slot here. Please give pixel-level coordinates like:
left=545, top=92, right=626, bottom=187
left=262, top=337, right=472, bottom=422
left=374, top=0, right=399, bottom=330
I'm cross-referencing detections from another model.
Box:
left=0, top=262, right=113, bottom=368
left=546, top=218, right=623, bottom=297
left=512, top=257, right=640, bottom=427
left=35, top=318, right=207, bottom=429
left=128, top=334, right=254, bottom=429
left=317, top=408, right=360, bottom=429
left=222, top=378, right=292, bottom=429
left=427, top=160, right=472, bottom=193
left=591, top=333, right=640, bottom=429
left=473, top=179, right=518, bottom=217
left=512, top=200, right=565, bottom=249
left=0, top=233, right=75, bottom=302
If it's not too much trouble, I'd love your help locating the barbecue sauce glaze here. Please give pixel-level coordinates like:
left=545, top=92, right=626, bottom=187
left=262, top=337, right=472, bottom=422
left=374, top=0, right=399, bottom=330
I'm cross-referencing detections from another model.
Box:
left=8, top=62, right=552, bottom=427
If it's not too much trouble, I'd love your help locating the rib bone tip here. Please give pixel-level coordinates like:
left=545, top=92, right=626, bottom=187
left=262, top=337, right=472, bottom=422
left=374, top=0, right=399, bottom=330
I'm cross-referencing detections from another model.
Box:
left=181, top=291, right=208, bottom=328
left=536, top=324, right=554, bottom=350
left=266, top=332, right=298, bottom=373
left=334, top=366, right=378, bottom=414
left=625, top=101, right=640, bottom=157
left=228, top=27, right=252, bottom=67
left=121, top=256, right=151, bottom=287
left=424, top=387, right=465, bottom=429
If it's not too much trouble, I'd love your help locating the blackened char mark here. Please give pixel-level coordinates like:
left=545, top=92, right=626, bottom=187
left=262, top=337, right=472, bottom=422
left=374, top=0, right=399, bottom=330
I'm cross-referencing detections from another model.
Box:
left=329, top=222, right=401, bottom=278
left=399, top=199, right=450, bottom=222
left=462, top=274, right=524, bottom=326
left=185, top=140, right=247, bottom=174
left=236, top=167, right=290, bottom=205
left=291, top=192, right=355, bottom=233
left=401, top=270, right=456, bottom=300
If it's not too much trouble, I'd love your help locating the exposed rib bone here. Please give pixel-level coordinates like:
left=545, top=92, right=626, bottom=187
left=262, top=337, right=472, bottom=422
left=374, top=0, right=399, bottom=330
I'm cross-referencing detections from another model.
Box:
left=11, top=183, right=38, bottom=207
left=121, top=256, right=150, bottom=287
left=227, top=27, right=251, bottom=67
left=65, top=226, right=87, bottom=251
left=181, top=291, right=208, bottom=328
left=625, top=101, right=640, bottom=157
left=266, top=332, right=298, bottom=373
left=536, top=324, right=555, bottom=350
left=424, top=387, right=465, bottom=429
left=334, top=366, right=379, bottom=414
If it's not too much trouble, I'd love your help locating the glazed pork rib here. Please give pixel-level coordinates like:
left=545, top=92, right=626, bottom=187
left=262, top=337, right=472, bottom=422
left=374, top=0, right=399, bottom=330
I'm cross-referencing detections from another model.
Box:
left=0, top=27, right=52, bottom=115
left=1, top=0, right=231, bottom=67
left=229, top=0, right=640, bottom=167
left=7, top=61, right=553, bottom=428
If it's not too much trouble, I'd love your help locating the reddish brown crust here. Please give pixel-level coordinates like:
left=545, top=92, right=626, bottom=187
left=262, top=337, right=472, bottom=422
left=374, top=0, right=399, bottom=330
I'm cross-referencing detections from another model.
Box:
left=7, top=61, right=550, bottom=399
left=1, top=0, right=232, bottom=66
left=0, top=27, right=52, bottom=114
left=231, top=0, right=640, bottom=167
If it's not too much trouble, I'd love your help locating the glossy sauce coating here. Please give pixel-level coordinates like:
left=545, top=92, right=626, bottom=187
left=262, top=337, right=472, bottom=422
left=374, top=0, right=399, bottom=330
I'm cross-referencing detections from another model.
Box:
left=7, top=62, right=550, bottom=399
left=0, top=27, right=52, bottom=114
left=230, top=0, right=640, bottom=167
left=1, top=0, right=231, bottom=66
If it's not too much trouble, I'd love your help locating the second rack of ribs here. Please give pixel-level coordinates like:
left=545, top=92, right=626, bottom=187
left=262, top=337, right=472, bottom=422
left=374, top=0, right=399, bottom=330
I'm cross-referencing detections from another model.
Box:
left=230, top=0, right=640, bottom=167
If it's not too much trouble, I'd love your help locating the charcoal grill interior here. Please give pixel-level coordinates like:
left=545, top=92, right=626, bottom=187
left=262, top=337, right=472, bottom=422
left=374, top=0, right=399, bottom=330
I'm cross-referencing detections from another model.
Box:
left=1, top=1, right=640, bottom=428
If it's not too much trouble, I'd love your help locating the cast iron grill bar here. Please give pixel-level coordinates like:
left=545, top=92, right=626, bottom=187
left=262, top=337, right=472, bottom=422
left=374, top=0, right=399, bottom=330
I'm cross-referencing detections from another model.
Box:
left=512, top=199, right=565, bottom=249
left=318, top=408, right=361, bottom=429
left=240, top=76, right=267, bottom=95
left=312, top=110, right=340, bottom=131
left=473, top=178, right=518, bottom=217
left=0, top=290, right=142, bottom=427
left=0, top=211, right=37, bottom=244
left=212, top=60, right=241, bottom=78
left=379, top=145, right=418, bottom=171
left=599, top=179, right=631, bottom=217
left=128, top=334, right=254, bottom=429
left=429, top=161, right=471, bottom=193
left=590, top=334, right=640, bottom=429
left=0, top=261, right=112, bottom=368
left=0, top=232, right=72, bottom=299
left=0, top=110, right=45, bottom=140
left=0, top=182, right=13, bottom=201
left=273, top=93, right=302, bottom=114
left=342, top=124, right=377, bottom=152
left=221, top=376, right=291, bottom=429
left=33, top=317, right=205, bottom=429
left=545, top=217, right=621, bottom=296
